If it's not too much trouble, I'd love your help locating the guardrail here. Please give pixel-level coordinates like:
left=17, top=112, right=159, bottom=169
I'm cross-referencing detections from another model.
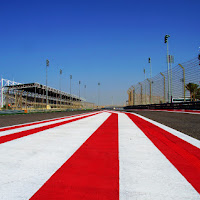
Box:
left=124, top=101, right=200, bottom=110
left=0, top=110, right=25, bottom=115
left=0, top=108, right=95, bottom=115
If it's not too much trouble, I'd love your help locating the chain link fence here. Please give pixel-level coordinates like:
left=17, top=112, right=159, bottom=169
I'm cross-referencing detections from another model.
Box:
left=127, top=57, right=200, bottom=105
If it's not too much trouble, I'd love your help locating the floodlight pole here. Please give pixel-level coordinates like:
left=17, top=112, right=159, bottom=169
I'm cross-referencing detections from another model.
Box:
left=149, top=60, right=152, bottom=81
left=79, top=81, right=81, bottom=100
left=148, top=58, right=152, bottom=103
left=169, top=55, right=174, bottom=102
left=144, top=68, right=146, bottom=104
left=46, top=59, right=49, bottom=108
left=167, top=40, right=170, bottom=103
left=70, top=75, right=72, bottom=101
left=165, top=35, right=170, bottom=102
left=60, top=69, right=62, bottom=108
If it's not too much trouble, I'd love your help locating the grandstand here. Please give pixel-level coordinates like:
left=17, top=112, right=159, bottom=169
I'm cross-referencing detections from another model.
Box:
left=0, top=78, right=94, bottom=110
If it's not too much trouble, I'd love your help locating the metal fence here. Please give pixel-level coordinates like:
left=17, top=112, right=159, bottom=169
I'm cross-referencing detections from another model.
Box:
left=127, top=57, right=200, bottom=105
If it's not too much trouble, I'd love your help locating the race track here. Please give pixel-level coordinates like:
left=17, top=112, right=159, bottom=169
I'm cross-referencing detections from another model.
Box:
left=125, top=109, right=200, bottom=140
left=0, top=110, right=200, bottom=199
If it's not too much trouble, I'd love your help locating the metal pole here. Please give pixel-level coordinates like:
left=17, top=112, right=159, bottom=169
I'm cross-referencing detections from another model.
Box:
left=79, top=81, right=81, bottom=100
left=70, top=75, right=72, bottom=101
left=160, top=72, right=166, bottom=103
left=127, top=90, right=130, bottom=106
left=150, top=62, right=152, bottom=82
left=167, top=40, right=170, bottom=102
left=6, top=88, right=8, bottom=110
left=148, top=58, right=152, bottom=104
left=131, top=89, right=133, bottom=105
left=139, top=82, right=143, bottom=104
left=178, top=64, right=185, bottom=101
left=150, top=62, right=152, bottom=104
left=170, top=61, right=173, bottom=102
left=131, top=86, right=135, bottom=105
left=60, top=69, right=62, bottom=108
left=147, top=79, right=151, bottom=104
left=1, top=78, right=4, bottom=108
left=46, top=60, right=49, bottom=108
left=34, top=86, right=36, bottom=109
left=144, top=68, right=146, bottom=104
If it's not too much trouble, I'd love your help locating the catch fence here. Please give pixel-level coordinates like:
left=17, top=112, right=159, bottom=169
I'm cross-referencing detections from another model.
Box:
left=127, top=57, right=200, bottom=105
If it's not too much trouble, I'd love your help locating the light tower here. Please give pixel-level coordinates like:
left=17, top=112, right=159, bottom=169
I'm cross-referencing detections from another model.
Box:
left=148, top=57, right=152, bottom=103
left=79, top=81, right=81, bottom=100
left=46, top=59, right=49, bottom=108
left=70, top=75, right=72, bottom=101
left=164, top=34, right=170, bottom=102
left=59, top=69, right=62, bottom=107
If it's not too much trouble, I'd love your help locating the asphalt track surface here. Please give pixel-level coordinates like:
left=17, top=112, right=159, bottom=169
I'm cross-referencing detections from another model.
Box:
left=124, top=110, right=200, bottom=140
left=0, top=110, right=200, bottom=199
left=0, top=110, right=95, bottom=128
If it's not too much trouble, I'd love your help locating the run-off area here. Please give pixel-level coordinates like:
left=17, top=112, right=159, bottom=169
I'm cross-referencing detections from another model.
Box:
left=0, top=111, right=199, bottom=200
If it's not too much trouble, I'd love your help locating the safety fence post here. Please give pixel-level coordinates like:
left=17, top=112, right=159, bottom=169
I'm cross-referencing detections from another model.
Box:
left=147, top=79, right=152, bottom=104
left=178, top=64, right=185, bottom=101
left=160, top=72, right=166, bottom=103
left=139, top=82, right=143, bottom=104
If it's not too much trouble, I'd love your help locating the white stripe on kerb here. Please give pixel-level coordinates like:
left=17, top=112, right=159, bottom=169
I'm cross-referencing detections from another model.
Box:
left=118, top=113, right=199, bottom=200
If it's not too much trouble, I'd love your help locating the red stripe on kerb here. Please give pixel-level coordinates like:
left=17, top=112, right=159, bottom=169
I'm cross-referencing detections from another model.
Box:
left=0, top=113, right=98, bottom=144
left=30, top=113, right=119, bottom=200
left=127, top=113, right=200, bottom=194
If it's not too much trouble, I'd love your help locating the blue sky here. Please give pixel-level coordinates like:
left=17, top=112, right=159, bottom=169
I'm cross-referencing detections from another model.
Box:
left=0, top=0, right=199, bottom=105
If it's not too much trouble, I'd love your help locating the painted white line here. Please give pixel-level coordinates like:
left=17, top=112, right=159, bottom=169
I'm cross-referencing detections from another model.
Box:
left=0, top=112, right=110, bottom=200
left=118, top=113, right=200, bottom=200
left=0, top=111, right=102, bottom=137
left=131, top=112, right=200, bottom=149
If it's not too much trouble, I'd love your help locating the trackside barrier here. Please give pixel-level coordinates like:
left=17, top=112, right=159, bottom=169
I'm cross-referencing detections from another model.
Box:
left=124, top=101, right=200, bottom=110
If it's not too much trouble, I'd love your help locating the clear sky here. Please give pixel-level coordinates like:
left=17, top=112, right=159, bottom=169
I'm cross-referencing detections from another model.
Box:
left=0, top=0, right=199, bottom=105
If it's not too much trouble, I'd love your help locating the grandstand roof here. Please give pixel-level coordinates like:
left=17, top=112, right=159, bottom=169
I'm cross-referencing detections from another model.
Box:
left=5, top=82, right=84, bottom=101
